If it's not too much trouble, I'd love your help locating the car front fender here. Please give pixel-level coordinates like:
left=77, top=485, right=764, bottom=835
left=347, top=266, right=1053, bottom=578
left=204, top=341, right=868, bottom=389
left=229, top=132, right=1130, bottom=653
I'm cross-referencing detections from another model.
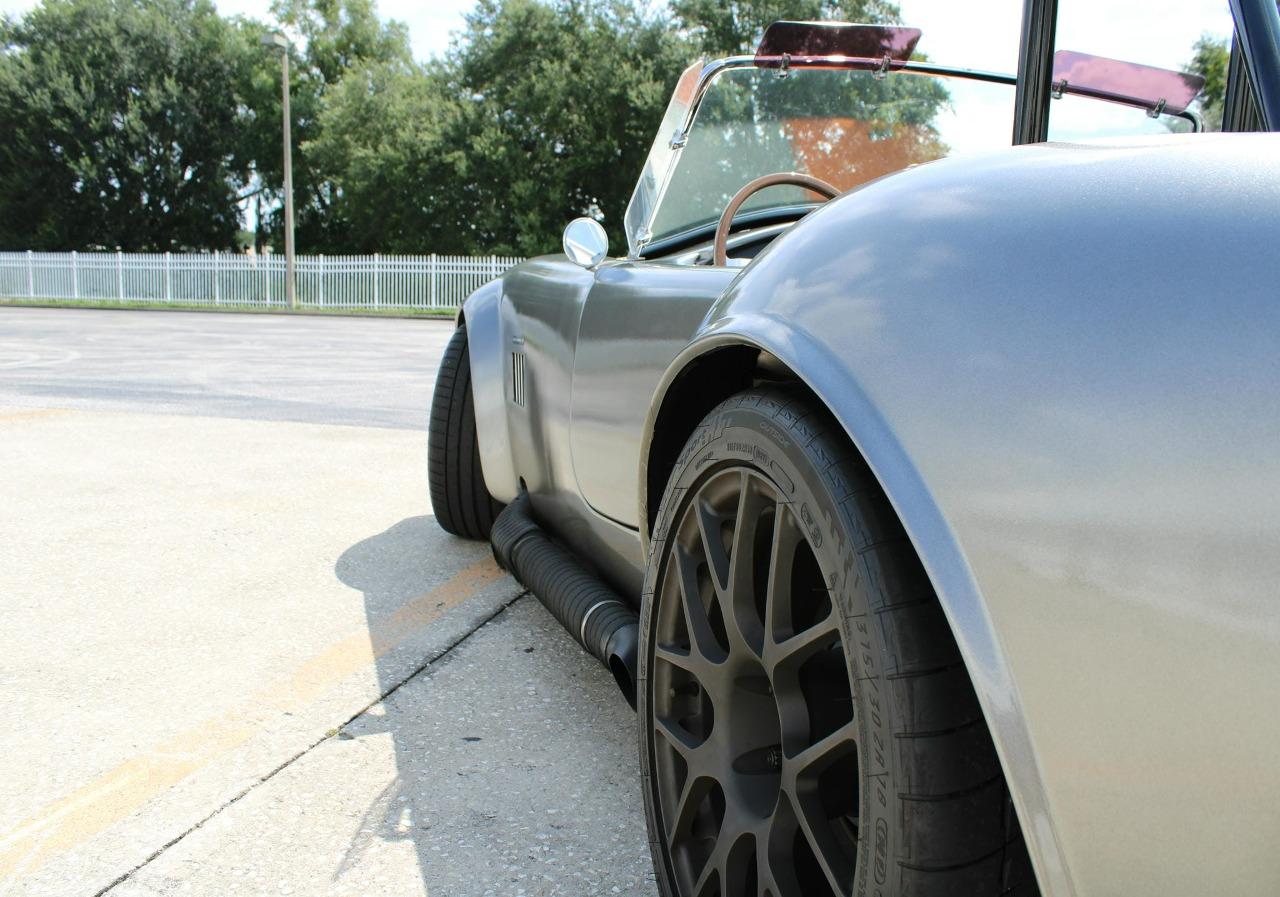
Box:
left=460, top=277, right=519, bottom=502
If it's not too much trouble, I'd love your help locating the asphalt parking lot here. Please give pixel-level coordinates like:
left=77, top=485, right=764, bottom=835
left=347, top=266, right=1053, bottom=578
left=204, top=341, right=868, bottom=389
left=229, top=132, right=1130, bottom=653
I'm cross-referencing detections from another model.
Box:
left=0, top=308, right=653, bottom=896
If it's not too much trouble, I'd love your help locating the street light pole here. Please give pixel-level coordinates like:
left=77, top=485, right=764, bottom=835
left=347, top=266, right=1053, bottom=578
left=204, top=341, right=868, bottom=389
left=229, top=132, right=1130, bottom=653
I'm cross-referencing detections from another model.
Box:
left=262, top=32, right=296, bottom=309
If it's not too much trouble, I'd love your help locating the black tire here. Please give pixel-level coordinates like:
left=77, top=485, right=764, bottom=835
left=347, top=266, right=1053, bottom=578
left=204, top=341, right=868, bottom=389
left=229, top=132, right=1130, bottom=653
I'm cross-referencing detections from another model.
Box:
left=427, top=325, right=501, bottom=540
left=638, top=387, right=1037, bottom=897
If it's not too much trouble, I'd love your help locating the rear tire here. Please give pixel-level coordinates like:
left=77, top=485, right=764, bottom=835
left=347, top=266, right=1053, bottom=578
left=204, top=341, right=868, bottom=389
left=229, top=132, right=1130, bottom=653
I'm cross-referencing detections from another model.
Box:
left=428, top=325, right=501, bottom=540
left=638, top=387, right=1038, bottom=897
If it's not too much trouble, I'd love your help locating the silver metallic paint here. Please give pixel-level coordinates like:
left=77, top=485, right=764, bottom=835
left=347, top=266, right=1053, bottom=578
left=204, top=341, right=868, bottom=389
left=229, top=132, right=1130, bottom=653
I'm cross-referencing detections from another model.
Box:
left=467, top=256, right=669, bottom=595
left=465, top=133, right=1280, bottom=897
left=570, top=261, right=735, bottom=525
left=643, top=133, right=1280, bottom=897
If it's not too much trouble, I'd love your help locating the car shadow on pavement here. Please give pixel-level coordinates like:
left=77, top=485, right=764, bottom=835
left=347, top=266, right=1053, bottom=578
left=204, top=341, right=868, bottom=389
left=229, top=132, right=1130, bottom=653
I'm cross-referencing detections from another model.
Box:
left=334, top=515, right=655, bottom=896
left=334, top=514, right=498, bottom=892
left=334, top=515, right=474, bottom=625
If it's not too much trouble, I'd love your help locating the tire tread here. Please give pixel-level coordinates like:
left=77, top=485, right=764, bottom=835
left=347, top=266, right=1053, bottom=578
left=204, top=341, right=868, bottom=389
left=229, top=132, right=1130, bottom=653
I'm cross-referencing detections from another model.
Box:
left=427, top=326, right=500, bottom=540
left=640, top=386, right=1039, bottom=897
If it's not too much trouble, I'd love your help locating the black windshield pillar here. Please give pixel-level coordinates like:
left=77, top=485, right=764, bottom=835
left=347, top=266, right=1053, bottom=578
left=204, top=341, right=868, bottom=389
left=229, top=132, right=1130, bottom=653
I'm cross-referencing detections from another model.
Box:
left=1223, top=35, right=1264, bottom=131
left=1229, top=0, right=1280, bottom=130
left=1013, top=0, right=1058, bottom=144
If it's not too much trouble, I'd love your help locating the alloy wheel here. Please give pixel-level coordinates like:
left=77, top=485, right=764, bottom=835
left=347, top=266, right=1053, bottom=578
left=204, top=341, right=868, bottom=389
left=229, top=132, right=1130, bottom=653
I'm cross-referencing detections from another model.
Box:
left=649, top=466, right=860, bottom=897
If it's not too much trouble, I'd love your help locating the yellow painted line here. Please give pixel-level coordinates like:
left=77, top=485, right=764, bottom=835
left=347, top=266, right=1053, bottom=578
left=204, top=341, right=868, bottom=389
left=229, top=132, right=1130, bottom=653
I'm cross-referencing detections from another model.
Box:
left=0, top=557, right=507, bottom=882
left=0, top=408, right=69, bottom=423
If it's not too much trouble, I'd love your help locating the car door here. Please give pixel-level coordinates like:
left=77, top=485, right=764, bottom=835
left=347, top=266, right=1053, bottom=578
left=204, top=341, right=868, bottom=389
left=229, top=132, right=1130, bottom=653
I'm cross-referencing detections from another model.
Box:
left=568, top=259, right=737, bottom=527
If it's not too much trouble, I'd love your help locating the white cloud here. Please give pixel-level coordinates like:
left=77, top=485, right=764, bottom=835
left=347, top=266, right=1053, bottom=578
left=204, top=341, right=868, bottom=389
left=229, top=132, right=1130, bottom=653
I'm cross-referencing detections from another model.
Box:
left=346, top=0, right=474, bottom=61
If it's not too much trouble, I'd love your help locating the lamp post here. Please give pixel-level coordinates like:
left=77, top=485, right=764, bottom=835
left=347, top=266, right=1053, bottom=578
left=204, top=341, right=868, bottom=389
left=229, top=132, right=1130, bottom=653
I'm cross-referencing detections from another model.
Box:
left=261, top=32, right=296, bottom=309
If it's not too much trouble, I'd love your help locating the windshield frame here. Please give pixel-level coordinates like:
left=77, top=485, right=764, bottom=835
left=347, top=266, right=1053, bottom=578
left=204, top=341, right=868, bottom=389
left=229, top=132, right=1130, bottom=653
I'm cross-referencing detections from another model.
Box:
left=623, top=54, right=1202, bottom=258
left=623, top=56, right=1015, bottom=258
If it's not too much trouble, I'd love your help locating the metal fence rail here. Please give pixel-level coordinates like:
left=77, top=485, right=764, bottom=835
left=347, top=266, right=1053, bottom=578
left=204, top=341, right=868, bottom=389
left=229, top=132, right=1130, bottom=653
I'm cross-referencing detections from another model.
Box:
left=0, top=251, right=523, bottom=310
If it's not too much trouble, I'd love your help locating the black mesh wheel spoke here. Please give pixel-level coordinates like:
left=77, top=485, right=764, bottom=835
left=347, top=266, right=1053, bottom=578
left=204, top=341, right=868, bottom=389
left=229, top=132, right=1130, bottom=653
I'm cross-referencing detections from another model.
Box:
left=655, top=642, right=718, bottom=682
left=694, top=492, right=732, bottom=599
left=692, top=828, right=756, bottom=897
left=691, top=862, right=718, bottom=897
left=652, top=464, right=860, bottom=897
left=761, top=800, right=805, bottom=897
left=722, top=473, right=773, bottom=659
left=779, top=788, right=854, bottom=897
left=769, top=615, right=840, bottom=676
left=770, top=617, right=842, bottom=754
left=665, top=770, right=716, bottom=847
left=762, top=503, right=804, bottom=645
left=655, top=712, right=707, bottom=762
left=674, top=542, right=731, bottom=666
left=789, top=719, right=857, bottom=779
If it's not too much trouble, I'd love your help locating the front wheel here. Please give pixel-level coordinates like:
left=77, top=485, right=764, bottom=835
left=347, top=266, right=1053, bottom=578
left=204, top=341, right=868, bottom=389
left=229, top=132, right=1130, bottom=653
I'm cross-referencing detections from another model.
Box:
left=638, top=388, right=1036, bottom=897
left=427, top=325, right=501, bottom=540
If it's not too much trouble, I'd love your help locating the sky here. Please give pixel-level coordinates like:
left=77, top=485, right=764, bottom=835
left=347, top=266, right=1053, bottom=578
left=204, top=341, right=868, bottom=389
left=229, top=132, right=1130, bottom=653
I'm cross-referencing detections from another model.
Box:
left=906, top=0, right=1232, bottom=147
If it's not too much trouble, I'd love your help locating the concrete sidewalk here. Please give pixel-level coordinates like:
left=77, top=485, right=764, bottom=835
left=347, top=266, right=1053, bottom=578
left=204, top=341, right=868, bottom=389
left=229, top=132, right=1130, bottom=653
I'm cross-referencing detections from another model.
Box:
left=107, top=599, right=652, bottom=897
left=0, top=309, right=653, bottom=897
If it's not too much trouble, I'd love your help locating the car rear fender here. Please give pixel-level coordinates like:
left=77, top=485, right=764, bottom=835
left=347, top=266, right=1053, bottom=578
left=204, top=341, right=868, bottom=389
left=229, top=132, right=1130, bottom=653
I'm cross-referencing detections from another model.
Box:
left=641, top=317, right=1074, bottom=897
left=642, top=135, right=1280, bottom=897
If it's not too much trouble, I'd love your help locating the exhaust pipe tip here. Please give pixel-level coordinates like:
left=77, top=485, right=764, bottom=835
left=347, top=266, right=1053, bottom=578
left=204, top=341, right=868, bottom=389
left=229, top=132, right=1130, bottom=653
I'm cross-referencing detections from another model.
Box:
left=604, top=623, right=639, bottom=711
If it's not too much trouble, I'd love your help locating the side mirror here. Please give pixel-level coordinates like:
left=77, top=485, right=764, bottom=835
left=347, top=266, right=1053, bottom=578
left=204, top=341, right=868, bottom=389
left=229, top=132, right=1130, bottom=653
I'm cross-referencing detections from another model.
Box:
left=562, top=217, right=608, bottom=269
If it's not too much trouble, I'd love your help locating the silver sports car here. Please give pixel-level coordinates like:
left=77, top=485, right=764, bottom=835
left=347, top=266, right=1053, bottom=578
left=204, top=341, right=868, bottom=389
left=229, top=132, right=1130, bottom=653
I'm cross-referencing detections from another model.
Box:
left=428, top=2, right=1280, bottom=895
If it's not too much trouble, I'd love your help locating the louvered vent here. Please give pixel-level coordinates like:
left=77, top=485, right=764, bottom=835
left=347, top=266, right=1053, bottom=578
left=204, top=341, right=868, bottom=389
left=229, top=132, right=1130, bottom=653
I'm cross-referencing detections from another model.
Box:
left=511, top=351, right=526, bottom=407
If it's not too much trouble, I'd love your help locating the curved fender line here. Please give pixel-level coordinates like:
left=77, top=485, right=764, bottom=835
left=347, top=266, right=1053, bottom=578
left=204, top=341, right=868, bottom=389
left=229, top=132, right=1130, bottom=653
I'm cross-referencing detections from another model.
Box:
left=641, top=313, right=1076, bottom=897
left=461, top=280, right=519, bottom=502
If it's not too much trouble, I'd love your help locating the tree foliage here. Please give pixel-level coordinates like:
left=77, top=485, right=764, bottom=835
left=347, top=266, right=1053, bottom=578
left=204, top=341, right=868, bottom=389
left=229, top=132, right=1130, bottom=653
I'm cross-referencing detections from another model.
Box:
left=303, top=57, right=451, bottom=251
left=1185, top=33, right=1229, bottom=131
left=671, top=0, right=902, bottom=56
left=0, top=0, right=950, bottom=255
left=255, top=0, right=415, bottom=250
left=432, top=0, right=690, bottom=255
left=0, top=0, right=260, bottom=250
left=302, top=0, right=696, bottom=255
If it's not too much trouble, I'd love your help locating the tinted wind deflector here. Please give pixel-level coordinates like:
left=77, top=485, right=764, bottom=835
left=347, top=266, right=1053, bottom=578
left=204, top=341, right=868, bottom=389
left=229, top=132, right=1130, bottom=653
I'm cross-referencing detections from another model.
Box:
left=755, top=21, right=922, bottom=70
left=1052, top=50, right=1205, bottom=116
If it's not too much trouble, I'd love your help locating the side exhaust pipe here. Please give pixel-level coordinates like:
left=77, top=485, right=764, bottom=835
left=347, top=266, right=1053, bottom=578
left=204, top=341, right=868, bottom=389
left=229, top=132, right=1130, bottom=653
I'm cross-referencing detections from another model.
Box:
left=490, top=491, right=639, bottom=709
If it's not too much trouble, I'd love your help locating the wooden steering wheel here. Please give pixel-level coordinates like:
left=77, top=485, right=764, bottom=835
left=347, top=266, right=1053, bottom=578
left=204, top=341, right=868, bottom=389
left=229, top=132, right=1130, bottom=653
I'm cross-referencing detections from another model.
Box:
left=712, top=172, right=841, bottom=267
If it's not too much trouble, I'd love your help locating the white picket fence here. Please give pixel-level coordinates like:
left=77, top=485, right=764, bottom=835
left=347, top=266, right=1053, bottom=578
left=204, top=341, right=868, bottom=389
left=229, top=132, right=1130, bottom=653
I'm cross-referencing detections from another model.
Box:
left=0, top=251, right=524, bottom=311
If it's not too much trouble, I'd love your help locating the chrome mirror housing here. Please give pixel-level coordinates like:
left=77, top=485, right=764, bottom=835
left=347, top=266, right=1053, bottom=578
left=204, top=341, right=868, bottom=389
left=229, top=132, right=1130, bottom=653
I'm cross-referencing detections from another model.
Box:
left=562, top=218, right=609, bottom=269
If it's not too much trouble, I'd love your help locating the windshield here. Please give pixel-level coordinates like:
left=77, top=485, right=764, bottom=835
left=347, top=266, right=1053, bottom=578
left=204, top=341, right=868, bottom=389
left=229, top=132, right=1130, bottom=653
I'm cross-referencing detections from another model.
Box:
left=636, top=66, right=1016, bottom=252
left=625, top=16, right=1220, bottom=258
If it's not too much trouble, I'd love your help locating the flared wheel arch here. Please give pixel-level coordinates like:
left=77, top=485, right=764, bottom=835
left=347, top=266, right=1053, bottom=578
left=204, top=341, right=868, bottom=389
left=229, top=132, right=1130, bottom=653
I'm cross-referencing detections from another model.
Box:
left=640, top=326, right=1072, bottom=897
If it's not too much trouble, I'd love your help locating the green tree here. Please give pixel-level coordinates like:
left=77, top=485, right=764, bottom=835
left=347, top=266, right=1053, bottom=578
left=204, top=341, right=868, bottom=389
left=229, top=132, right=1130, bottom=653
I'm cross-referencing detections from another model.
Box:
left=305, top=0, right=949, bottom=256
left=425, top=0, right=692, bottom=256
left=303, top=57, right=454, bottom=252
left=272, top=0, right=409, bottom=86
left=0, top=0, right=261, bottom=250
left=670, top=0, right=902, bottom=56
left=252, top=0, right=414, bottom=250
left=1185, top=33, right=1228, bottom=131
